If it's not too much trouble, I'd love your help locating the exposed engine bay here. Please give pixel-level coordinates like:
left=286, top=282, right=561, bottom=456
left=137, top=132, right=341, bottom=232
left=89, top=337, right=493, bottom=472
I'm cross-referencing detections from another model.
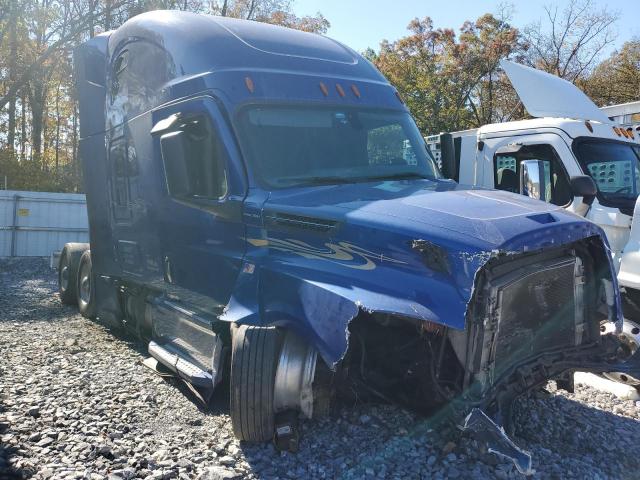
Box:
left=290, top=237, right=635, bottom=474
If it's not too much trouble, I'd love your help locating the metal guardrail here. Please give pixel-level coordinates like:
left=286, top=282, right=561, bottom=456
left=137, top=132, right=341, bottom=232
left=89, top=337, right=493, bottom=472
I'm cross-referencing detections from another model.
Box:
left=0, top=192, right=89, bottom=257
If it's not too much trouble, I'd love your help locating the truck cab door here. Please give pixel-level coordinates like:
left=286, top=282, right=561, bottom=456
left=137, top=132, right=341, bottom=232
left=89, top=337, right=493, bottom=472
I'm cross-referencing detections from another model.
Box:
left=485, top=133, right=581, bottom=208
left=148, top=96, right=247, bottom=372
left=151, top=96, right=247, bottom=315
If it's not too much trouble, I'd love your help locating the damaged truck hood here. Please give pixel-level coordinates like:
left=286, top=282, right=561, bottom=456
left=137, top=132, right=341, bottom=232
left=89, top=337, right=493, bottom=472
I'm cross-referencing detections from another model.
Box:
left=223, top=179, right=617, bottom=367
left=263, top=180, right=594, bottom=249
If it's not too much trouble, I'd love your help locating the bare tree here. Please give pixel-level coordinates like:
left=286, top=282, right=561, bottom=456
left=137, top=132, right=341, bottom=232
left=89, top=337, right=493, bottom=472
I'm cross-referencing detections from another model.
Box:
left=522, top=0, right=619, bottom=82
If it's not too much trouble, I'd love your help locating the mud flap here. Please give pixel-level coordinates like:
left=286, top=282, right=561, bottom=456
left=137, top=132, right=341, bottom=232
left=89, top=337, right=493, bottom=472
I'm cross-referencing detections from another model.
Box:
left=461, top=408, right=534, bottom=476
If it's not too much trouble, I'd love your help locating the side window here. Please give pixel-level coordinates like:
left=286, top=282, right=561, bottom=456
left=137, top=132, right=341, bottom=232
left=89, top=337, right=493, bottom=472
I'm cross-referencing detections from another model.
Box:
left=494, top=154, right=518, bottom=193
left=367, top=124, right=418, bottom=166
left=494, top=144, right=572, bottom=206
left=584, top=146, right=638, bottom=193
left=108, top=41, right=176, bottom=116
left=160, top=116, right=228, bottom=201
left=110, top=50, right=128, bottom=102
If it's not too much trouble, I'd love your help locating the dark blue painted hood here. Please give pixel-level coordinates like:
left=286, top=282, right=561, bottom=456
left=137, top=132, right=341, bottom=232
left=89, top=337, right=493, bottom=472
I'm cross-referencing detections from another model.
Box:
left=224, top=178, right=618, bottom=367
left=264, top=179, right=590, bottom=250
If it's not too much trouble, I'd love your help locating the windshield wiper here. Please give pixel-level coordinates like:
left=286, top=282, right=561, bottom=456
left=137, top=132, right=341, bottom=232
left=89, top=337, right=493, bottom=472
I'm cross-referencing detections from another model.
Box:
left=277, top=172, right=433, bottom=187
left=355, top=172, right=433, bottom=182
left=278, top=176, right=356, bottom=186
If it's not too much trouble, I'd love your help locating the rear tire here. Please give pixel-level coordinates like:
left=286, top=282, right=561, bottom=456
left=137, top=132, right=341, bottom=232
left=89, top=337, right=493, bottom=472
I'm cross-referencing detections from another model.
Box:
left=58, top=243, right=88, bottom=305
left=230, top=325, right=282, bottom=442
left=77, top=250, right=96, bottom=319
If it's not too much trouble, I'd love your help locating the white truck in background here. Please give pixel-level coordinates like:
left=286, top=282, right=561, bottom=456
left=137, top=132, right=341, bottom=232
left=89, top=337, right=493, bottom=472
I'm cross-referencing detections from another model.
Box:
left=601, top=101, right=640, bottom=132
left=437, top=61, right=640, bottom=386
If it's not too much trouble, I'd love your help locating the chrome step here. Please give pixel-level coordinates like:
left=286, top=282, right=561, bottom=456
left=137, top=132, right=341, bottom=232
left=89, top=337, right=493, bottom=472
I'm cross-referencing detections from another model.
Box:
left=148, top=340, right=212, bottom=388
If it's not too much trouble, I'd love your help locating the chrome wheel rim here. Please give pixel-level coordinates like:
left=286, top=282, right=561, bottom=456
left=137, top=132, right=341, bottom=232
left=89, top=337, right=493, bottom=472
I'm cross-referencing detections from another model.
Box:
left=60, top=265, right=69, bottom=291
left=601, top=319, right=640, bottom=385
left=79, top=262, right=91, bottom=307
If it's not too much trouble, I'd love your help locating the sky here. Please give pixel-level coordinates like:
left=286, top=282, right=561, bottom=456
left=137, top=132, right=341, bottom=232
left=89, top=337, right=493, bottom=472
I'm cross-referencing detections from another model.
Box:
left=294, top=0, right=639, bottom=55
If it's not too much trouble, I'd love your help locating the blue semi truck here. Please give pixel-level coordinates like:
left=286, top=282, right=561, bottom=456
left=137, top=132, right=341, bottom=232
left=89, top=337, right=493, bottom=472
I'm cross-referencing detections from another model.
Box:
left=60, top=10, right=640, bottom=470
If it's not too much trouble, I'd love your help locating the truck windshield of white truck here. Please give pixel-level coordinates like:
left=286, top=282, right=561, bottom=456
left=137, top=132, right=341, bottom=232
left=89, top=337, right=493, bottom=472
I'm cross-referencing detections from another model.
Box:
left=237, top=106, right=440, bottom=188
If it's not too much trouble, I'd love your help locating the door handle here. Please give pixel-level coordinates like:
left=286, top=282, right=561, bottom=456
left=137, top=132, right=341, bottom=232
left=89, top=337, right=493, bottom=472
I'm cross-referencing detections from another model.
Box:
left=164, top=256, right=173, bottom=284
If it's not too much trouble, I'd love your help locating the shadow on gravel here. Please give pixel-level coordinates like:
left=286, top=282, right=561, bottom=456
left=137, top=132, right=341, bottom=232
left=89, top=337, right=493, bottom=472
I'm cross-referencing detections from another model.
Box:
left=0, top=399, right=21, bottom=479
left=1, top=258, right=49, bottom=478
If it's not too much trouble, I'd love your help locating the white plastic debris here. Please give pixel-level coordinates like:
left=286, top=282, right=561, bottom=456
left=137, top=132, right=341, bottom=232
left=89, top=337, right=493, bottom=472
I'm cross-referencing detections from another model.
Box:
left=574, top=372, right=640, bottom=401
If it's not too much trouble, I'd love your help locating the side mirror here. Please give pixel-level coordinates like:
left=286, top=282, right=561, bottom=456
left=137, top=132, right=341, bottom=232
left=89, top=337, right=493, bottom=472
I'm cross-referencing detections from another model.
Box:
left=570, top=175, right=597, bottom=202
left=440, top=133, right=458, bottom=181
left=520, top=159, right=548, bottom=202
left=160, top=130, right=190, bottom=197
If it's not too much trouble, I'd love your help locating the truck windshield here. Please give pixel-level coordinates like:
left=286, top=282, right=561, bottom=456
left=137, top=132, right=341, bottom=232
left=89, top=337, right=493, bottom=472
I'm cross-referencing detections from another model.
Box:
left=236, top=106, right=440, bottom=188
left=575, top=140, right=640, bottom=203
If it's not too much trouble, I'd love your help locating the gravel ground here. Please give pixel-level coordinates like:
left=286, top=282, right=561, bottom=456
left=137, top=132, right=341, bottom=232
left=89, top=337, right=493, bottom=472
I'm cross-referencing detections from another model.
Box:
left=1, top=258, right=640, bottom=480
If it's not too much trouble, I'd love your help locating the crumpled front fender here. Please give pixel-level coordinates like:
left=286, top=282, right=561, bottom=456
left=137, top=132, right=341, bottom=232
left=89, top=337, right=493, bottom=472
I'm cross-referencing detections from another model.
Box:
left=221, top=265, right=446, bottom=367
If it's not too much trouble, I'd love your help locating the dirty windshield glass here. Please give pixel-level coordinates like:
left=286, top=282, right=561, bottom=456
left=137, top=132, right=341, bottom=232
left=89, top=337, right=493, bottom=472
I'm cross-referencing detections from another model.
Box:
left=237, top=106, right=440, bottom=188
left=576, top=140, right=640, bottom=204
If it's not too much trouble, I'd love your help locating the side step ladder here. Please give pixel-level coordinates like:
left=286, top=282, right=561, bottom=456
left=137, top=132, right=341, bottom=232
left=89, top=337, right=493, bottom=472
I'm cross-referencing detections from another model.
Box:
left=148, top=340, right=212, bottom=388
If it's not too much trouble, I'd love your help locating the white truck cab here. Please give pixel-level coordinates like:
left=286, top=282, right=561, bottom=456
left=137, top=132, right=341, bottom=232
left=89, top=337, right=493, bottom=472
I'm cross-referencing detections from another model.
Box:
left=440, top=61, right=640, bottom=315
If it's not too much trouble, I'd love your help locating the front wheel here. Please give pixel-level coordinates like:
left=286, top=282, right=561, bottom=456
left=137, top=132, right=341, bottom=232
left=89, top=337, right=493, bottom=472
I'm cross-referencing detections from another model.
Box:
left=600, top=319, right=640, bottom=386
left=77, top=250, right=96, bottom=319
left=230, top=325, right=282, bottom=442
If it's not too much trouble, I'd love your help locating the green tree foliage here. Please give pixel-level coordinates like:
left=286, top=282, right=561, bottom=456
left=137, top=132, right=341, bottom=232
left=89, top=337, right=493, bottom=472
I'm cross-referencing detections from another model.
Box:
left=583, top=40, right=640, bottom=106
left=0, top=0, right=328, bottom=193
left=371, top=14, right=522, bottom=134
left=371, top=1, right=627, bottom=134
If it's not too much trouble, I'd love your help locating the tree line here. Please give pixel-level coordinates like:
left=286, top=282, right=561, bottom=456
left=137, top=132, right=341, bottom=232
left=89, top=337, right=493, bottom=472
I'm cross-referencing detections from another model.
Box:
left=367, top=1, right=638, bottom=135
left=0, top=0, right=637, bottom=193
left=0, top=0, right=328, bottom=192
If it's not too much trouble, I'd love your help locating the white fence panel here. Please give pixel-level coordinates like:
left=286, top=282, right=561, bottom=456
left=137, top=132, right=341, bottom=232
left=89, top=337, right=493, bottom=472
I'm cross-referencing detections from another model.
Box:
left=0, top=190, right=89, bottom=257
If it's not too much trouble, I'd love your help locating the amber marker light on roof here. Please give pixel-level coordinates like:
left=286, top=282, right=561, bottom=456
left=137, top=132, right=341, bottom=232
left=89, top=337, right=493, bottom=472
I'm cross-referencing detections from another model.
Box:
left=614, top=127, right=622, bottom=136
left=244, top=76, right=255, bottom=93
left=585, top=121, right=593, bottom=133
left=351, top=84, right=361, bottom=98
left=336, top=83, right=346, bottom=97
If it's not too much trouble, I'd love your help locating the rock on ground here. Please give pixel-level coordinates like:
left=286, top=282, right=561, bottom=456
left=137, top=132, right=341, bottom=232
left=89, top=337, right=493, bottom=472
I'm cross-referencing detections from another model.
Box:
left=1, top=257, right=640, bottom=479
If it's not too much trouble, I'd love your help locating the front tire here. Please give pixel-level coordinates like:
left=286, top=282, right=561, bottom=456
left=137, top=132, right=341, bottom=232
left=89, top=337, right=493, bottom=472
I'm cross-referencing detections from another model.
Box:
left=77, top=250, right=96, bottom=319
left=230, top=325, right=282, bottom=442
